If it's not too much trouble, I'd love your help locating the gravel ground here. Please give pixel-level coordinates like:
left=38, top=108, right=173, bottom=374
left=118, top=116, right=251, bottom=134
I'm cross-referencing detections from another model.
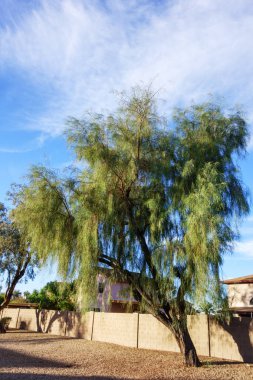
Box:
left=0, top=331, right=252, bottom=380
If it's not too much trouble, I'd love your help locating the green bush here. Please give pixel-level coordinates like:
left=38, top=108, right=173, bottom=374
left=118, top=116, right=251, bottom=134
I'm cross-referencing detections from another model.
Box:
left=25, top=281, right=77, bottom=311
left=0, top=317, right=12, bottom=333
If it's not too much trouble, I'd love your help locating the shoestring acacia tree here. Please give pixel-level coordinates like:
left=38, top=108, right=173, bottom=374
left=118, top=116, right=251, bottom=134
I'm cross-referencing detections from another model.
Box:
left=0, top=203, right=38, bottom=315
left=12, top=88, right=249, bottom=366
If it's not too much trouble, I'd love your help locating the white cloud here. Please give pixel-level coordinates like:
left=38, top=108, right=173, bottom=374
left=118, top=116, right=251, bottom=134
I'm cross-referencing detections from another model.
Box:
left=234, top=240, right=253, bottom=258
left=244, top=215, right=253, bottom=223
left=0, top=147, right=33, bottom=153
left=1, top=0, right=253, bottom=141
left=234, top=214, right=253, bottom=238
left=0, top=133, right=48, bottom=153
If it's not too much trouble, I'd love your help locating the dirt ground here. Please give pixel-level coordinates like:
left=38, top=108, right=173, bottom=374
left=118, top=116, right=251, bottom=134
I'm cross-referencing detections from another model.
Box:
left=0, top=331, right=252, bottom=380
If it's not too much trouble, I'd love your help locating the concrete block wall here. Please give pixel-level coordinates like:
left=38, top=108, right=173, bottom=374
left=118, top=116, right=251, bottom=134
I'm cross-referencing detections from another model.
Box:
left=44, top=310, right=68, bottom=336
left=187, top=314, right=210, bottom=357
left=2, top=307, right=253, bottom=363
left=92, top=312, right=138, bottom=347
left=138, top=315, right=211, bottom=356
left=138, top=314, right=179, bottom=352
left=66, top=311, right=94, bottom=339
left=17, top=309, right=38, bottom=331
left=209, top=317, right=253, bottom=363
left=1, top=308, right=20, bottom=328
left=37, top=309, right=53, bottom=333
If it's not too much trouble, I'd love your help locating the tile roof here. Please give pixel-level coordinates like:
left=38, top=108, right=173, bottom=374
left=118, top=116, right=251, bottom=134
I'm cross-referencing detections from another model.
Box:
left=221, top=274, right=253, bottom=284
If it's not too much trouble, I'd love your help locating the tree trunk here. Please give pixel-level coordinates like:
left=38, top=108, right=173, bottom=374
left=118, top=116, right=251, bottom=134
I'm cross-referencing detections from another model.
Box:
left=175, top=324, right=201, bottom=367
left=156, top=311, right=201, bottom=367
left=0, top=254, right=30, bottom=312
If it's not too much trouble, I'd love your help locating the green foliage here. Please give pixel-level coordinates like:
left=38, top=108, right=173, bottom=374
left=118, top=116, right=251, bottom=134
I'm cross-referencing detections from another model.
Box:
left=0, top=317, right=11, bottom=333
left=12, top=87, right=249, bottom=318
left=0, top=203, right=39, bottom=309
left=12, top=290, right=22, bottom=299
left=24, top=281, right=77, bottom=311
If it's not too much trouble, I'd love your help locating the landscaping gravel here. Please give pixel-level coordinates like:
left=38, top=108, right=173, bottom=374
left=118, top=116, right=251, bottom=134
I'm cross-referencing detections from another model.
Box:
left=0, top=330, right=252, bottom=380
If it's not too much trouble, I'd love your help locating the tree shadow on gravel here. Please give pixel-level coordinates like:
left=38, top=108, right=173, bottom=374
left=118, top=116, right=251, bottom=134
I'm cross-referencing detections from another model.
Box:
left=202, top=360, right=242, bottom=366
left=0, top=346, right=73, bottom=369
left=0, top=346, right=143, bottom=380
left=0, top=376, right=138, bottom=380
left=0, top=336, right=76, bottom=346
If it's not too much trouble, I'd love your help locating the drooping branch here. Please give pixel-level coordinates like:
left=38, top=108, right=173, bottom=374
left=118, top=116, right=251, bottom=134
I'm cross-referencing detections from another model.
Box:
left=124, top=197, right=161, bottom=294
left=40, top=172, right=73, bottom=222
left=0, top=251, right=31, bottom=311
left=98, top=253, right=156, bottom=312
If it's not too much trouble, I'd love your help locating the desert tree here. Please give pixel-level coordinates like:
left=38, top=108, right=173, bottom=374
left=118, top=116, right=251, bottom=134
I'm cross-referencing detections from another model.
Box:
left=12, top=88, right=249, bottom=366
left=24, top=281, right=77, bottom=311
left=0, top=203, right=38, bottom=313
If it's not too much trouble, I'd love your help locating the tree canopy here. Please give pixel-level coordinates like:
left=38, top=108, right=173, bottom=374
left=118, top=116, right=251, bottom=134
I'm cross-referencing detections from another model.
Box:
left=12, top=88, right=249, bottom=366
left=0, top=203, right=38, bottom=312
left=24, top=281, right=77, bottom=311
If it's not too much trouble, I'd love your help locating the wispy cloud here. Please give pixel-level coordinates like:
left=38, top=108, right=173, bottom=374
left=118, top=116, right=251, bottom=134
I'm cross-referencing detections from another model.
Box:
left=1, top=0, right=253, bottom=142
left=0, top=133, right=48, bottom=153
left=0, top=147, right=34, bottom=153
left=230, top=214, right=253, bottom=258
left=234, top=240, right=253, bottom=258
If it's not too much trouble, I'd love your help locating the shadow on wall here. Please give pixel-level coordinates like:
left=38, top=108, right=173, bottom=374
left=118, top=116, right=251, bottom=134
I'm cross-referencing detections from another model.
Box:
left=211, top=317, right=253, bottom=363
left=15, top=308, right=90, bottom=339
left=19, top=320, right=32, bottom=331
left=66, top=311, right=89, bottom=338
left=35, top=309, right=67, bottom=334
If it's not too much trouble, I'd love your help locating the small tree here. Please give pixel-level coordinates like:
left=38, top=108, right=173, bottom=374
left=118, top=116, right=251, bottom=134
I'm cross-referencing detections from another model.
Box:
left=25, top=281, right=77, bottom=311
left=0, top=203, right=38, bottom=312
left=12, top=88, right=249, bottom=366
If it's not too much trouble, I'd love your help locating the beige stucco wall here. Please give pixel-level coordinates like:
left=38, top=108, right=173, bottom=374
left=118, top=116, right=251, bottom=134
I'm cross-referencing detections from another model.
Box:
left=66, top=311, right=94, bottom=339
left=17, top=309, right=38, bottom=331
left=210, top=317, right=253, bottom=362
left=228, top=283, right=253, bottom=307
left=2, top=308, right=253, bottom=363
left=1, top=308, right=20, bottom=328
left=41, top=310, right=68, bottom=336
left=138, top=314, right=180, bottom=352
left=138, top=314, right=210, bottom=356
left=187, top=314, right=210, bottom=357
left=92, top=312, right=138, bottom=347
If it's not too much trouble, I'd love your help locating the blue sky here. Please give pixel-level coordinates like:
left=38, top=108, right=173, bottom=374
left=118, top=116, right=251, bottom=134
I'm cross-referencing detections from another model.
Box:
left=1, top=0, right=253, bottom=293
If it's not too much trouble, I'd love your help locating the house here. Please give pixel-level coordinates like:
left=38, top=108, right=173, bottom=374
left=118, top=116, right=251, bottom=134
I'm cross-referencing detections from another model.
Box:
left=93, top=271, right=139, bottom=313
left=222, top=274, right=253, bottom=317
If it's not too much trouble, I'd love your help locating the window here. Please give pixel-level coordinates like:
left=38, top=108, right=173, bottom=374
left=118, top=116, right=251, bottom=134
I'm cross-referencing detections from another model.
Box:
left=89, top=307, right=100, bottom=312
left=98, top=282, right=104, bottom=294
